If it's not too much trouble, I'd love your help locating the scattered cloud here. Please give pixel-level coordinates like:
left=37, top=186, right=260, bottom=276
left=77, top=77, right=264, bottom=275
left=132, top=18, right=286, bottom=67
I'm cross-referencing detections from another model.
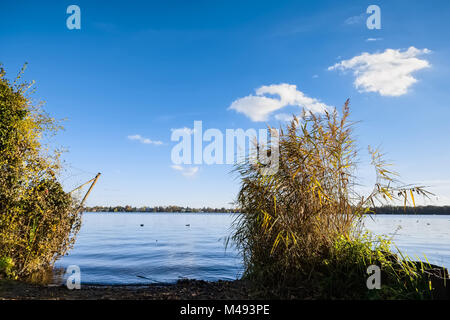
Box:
left=229, top=83, right=332, bottom=122
left=328, top=47, right=431, bottom=96
left=344, top=13, right=365, bottom=25
left=312, top=74, right=319, bottom=78
left=128, top=134, right=163, bottom=145
left=366, top=37, right=383, bottom=42
left=171, top=127, right=195, bottom=135
left=171, top=165, right=199, bottom=177
left=274, top=113, right=296, bottom=122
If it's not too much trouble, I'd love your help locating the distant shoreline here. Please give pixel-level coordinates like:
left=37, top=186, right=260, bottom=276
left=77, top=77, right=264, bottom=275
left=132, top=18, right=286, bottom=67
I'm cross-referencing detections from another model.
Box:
left=84, top=206, right=239, bottom=214
left=83, top=205, right=450, bottom=215
left=368, top=205, right=450, bottom=215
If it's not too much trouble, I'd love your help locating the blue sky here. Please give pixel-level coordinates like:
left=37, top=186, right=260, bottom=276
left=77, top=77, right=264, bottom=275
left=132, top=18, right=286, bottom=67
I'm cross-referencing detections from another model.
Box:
left=1, top=0, right=449, bottom=207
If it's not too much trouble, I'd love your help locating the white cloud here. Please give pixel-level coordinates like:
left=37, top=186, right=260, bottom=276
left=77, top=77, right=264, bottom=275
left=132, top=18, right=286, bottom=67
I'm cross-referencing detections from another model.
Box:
left=229, top=83, right=332, bottom=122
left=366, top=37, right=383, bottom=42
left=171, top=165, right=199, bottom=177
left=344, top=14, right=365, bottom=25
left=171, top=127, right=195, bottom=135
left=328, top=47, right=431, bottom=96
left=128, top=134, right=163, bottom=145
left=274, top=113, right=296, bottom=122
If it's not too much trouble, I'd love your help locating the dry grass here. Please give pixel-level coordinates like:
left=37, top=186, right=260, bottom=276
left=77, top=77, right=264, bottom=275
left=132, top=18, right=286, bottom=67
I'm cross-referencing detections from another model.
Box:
left=231, top=100, right=433, bottom=299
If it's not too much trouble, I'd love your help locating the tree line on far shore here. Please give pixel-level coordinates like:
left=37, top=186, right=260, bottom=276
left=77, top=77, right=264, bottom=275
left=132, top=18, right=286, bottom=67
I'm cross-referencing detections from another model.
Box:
left=84, top=205, right=239, bottom=213
left=83, top=205, right=450, bottom=215
left=371, top=205, right=450, bottom=215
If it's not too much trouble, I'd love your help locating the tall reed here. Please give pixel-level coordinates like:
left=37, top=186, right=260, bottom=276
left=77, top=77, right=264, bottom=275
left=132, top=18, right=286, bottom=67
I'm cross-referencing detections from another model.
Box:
left=231, top=100, right=432, bottom=298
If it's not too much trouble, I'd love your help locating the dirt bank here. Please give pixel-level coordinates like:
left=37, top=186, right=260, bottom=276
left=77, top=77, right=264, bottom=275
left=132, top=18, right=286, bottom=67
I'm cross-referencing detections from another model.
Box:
left=0, top=279, right=253, bottom=300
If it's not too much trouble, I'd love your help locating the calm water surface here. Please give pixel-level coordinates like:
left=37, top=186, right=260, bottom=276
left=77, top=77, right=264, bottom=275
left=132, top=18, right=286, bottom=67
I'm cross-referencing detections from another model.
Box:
left=363, top=214, right=450, bottom=269
left=54, top=213, right=450, bottom=285
left=54, top=212, right=242, bottom=285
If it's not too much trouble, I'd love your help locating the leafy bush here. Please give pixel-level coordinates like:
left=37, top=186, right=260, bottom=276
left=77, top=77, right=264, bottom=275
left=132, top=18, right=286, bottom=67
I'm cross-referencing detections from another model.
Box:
left=0, top=257, right=15, bottom=278
left=0, top=65, right=81, bottom=279
left=232, top=100, right=433, bottom=299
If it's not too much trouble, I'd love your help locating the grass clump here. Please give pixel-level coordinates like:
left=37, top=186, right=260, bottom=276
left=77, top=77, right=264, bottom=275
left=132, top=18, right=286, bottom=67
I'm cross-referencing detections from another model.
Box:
left=316, top=233, right=433, bottom=299
left=232, top=100, right=435, bottom=299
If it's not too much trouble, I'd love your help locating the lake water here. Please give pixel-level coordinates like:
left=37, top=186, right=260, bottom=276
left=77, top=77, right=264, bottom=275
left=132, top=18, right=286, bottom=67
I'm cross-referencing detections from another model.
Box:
left=54, top=212, right=243, bottom=285
left=54, top=212, right=450, bottom=285
left=362, top=214, right=450, bottom=268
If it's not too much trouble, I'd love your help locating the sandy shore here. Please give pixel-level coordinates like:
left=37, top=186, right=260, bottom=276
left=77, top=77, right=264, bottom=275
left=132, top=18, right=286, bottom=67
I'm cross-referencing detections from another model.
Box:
left=0, top=279, right=253, bottom=300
